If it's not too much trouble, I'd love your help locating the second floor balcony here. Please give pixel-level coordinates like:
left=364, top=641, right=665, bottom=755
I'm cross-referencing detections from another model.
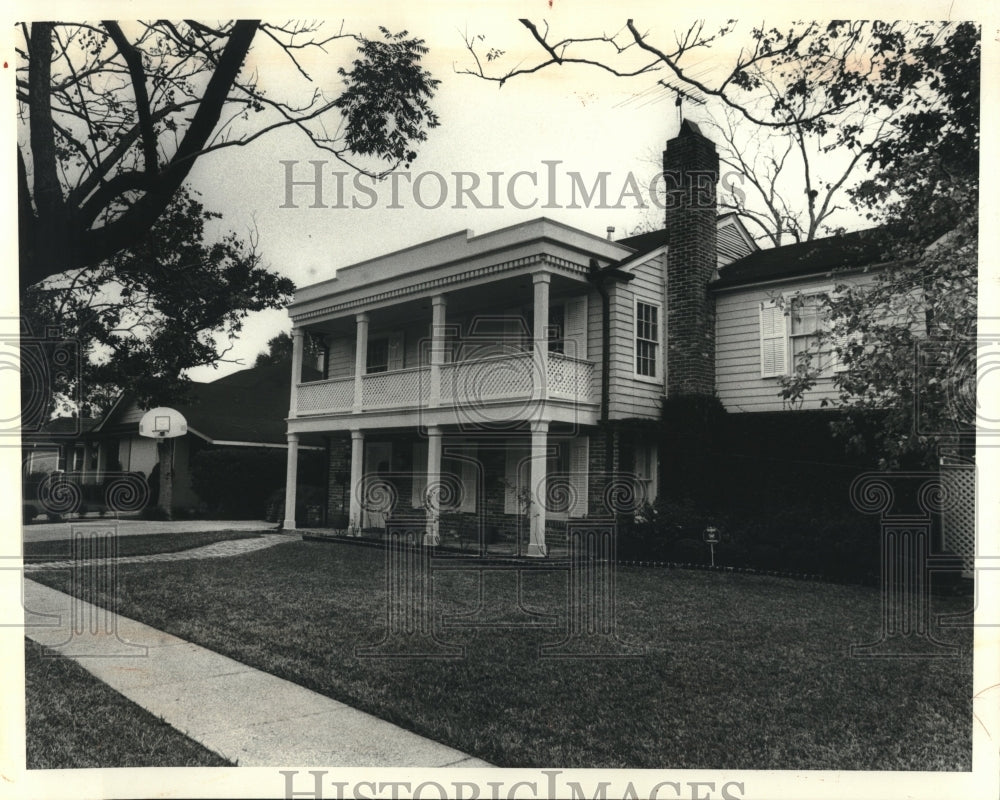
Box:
left=295, top=349, right=595, bottom=418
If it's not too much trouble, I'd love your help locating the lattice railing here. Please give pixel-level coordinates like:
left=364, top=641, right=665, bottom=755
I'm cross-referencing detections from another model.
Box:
left=362, top=367, right=428, bottom=409
left=296, top=377, right=354, bottom=415
left=548, top=353, right=595, bottom=402
left=297, top=353, right=595, bottom=414
left=441, top=353, right=535, bottom=404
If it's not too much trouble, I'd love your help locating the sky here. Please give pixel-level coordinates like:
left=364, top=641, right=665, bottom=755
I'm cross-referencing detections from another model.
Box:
left=8, top=5, right=985, bottom=383
left=169, top=8, right=871, bottom=381
left=181, top=9, right=716, bottom=379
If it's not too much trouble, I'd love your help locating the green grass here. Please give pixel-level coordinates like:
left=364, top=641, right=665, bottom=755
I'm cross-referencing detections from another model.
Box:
left=23, top=530, right=264, bottom=562
left=28, top=539, right=974, bottom=770
left=24, top=640, right=233, bottom=768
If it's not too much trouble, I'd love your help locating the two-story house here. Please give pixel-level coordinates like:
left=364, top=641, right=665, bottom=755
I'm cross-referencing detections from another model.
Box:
left=281, top=120, right=953, bottom=558
left=283, top=121, right=755, bottom=555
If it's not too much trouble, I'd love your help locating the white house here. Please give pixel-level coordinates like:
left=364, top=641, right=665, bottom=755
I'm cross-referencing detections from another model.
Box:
left=280, top=121, right=917, bottom=556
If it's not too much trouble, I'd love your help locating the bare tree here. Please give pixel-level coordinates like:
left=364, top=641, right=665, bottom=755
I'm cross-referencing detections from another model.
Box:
left=17, top=20, right=440, bottom=287
left=462, top=20, right=959, bottom=247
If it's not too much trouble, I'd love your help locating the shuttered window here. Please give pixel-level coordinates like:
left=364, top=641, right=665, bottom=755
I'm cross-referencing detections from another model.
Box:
left=759, top=301, right=788, bottom=378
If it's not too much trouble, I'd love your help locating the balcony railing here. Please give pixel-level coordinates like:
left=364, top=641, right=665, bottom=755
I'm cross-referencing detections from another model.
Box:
left=295, top=352, right=594, bottom=416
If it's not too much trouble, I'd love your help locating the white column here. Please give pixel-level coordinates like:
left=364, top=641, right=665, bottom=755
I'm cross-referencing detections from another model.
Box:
left=282, top=432, right=299, bottom=529
left=429, top=294, right=447, bottom=407
left=532, top=273, right=551, bottom=404
left=527, top=420, right=549, bottom=557
left=424, top=426, right=442, bottom=545
left=349, top=429, right=365, bottom=535
left=353, top=313, right=369, bottom=414
left=289, top=328, right=304, bottom=418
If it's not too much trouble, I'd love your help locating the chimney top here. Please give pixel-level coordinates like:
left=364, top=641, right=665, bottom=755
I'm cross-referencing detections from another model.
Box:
left=679, top=119, right=704, bottom=138
left=606, top=226, right=615, bottom=240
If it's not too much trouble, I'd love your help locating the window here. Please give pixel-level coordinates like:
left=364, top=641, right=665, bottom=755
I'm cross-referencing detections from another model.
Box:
left=366, top=337, right=389, bottom=373
left=789, top=294, right=824, bottom=375
left=760, top=292, right=837, bottom=379
left=366, top=332, right=404, bottom=373
left=547, top=304, right=565, bottom=354
left=635, top=301, right=660, bottom=378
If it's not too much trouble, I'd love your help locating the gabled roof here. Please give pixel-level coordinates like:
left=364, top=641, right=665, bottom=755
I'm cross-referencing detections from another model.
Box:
left=615, top=214, right=758, bottom=263
left=713, top=226, right=898, bottom=289
left=100, top=362, right=322, bottom=447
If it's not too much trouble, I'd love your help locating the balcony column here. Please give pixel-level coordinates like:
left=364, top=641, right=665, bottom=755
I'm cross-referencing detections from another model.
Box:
left=353, top=313, right=369, bottom=414
left=429, top=294, right=447, bottom=408
left=527, top=419, right=549, bottom=558
left=423, top=426, right=442, bottom=546
left=532, top=273, right=551, bottom=404
left=282, top=433, right=299, bottom=530
left=348, top=429, right=365, bottom=535
left=288, top=328, right=304, bottom=419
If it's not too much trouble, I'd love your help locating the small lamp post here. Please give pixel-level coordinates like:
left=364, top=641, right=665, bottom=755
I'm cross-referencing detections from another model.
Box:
left=703, top=525, right=720, bottom=567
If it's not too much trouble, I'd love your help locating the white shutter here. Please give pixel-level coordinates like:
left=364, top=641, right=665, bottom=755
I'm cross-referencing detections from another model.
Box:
left=411, top=441, right=428, bottom=508
left=563, top=296, right=588, bottom=360
left=760, top=301, right=788, bottom=377
left=569, top=436, right=589, bottom=517
left=387, top=332, right=404, bottom=371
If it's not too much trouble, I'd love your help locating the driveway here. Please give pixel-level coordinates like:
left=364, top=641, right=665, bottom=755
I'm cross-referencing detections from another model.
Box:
left=21, top=519, right=276, bottom=543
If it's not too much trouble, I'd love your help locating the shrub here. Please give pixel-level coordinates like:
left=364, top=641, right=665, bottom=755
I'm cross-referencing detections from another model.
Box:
left=190, top=447, right=324, bottom=518
left=264, top=485, right=327, bottom=525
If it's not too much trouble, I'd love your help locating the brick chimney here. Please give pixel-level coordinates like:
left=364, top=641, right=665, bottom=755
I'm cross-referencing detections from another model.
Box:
left=663, top=119, right=718, bottom=397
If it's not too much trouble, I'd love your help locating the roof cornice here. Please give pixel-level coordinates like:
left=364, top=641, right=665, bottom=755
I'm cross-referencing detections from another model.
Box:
left=290, top=251, right=589, bottom=323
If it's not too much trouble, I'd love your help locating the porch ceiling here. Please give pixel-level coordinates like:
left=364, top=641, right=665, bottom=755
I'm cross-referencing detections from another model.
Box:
left=303, top=271, right=585, bottom=336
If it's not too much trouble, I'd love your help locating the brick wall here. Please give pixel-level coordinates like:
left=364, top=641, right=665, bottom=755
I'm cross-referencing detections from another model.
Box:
left=326, top=433, right=351, bottom=524
left=663, top=119, right=719, bottom=398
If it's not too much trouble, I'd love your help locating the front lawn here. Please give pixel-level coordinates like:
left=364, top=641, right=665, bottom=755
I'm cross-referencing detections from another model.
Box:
left=28, top=539, right=974, bottom=769
left=25, top=640, right=233, bottom=768
left=23, top=530, right=264, bottom=562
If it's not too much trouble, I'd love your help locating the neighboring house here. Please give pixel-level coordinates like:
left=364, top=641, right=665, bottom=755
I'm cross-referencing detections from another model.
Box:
left=281, top=120, right=959, bottom=557
left=23, top=361, right=320, bottom=517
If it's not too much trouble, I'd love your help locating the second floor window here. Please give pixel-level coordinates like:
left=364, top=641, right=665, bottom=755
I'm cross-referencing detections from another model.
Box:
left=635, top=301, right=659, bottom=378
left=548, top=304, right=565, bottom=354
left=367, top=338, right=389, bottom=373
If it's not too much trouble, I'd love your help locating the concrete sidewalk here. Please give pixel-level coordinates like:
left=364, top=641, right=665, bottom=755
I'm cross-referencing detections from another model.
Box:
left=23, top=579, right=491, bottom=768
left=22, top=518, right=275, bottom=543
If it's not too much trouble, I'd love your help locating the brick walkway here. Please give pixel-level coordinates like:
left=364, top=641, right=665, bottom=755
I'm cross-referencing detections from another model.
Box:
left=24, top=533, right=291, bottom=573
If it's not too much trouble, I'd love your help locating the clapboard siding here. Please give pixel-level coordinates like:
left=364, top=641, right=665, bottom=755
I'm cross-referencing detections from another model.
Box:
left=326, top=336, right=354, bottom=378
left=607, top=253, right=666, bottom=420
left=714, top=274, right=872, bottom=413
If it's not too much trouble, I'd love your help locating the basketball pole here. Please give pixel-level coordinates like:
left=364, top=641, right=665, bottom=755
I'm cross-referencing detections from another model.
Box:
left=157, top=436, right=174, bottom=520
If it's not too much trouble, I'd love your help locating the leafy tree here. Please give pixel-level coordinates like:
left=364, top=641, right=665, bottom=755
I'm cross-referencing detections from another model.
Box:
left=778, top=22, right=979, bottom=469
left=23, top=187, right=294, bottom=414
left=463, top=19, right=980, bottom=468
left=253, top=330, right=324, bottom=369
left=18, top=21, right=440, bottom=288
